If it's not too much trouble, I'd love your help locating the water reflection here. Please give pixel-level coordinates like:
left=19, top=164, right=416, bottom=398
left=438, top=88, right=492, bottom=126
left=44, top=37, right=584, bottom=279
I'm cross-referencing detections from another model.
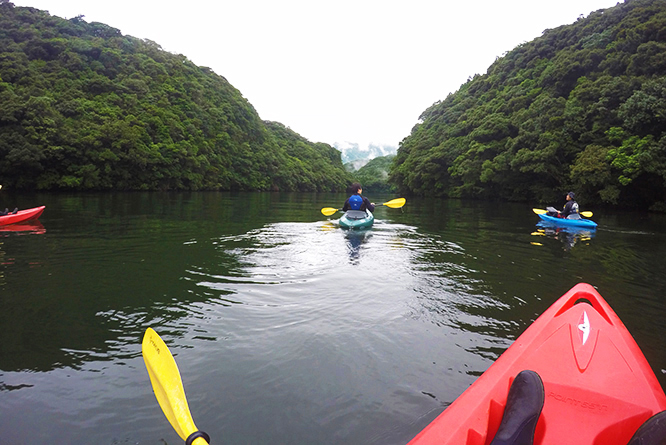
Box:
left=532, top=221, right=595, bottom=250
left=0, top=220, right=46, bottom=236
left=1, top=193, right=665, bottom=445
left=344, top=229, right=372, bottom=263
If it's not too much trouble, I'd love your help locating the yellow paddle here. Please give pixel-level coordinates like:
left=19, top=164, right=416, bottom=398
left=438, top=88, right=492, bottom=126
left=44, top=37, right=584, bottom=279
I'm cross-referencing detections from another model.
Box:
left=320, top=207, right=341, bottom=216
left=382, top=197, right=406, bottom=208
left=532, top=208, right=593, bottom=218
left=142, top=328, right=210, bottom=445
left=321, top=197, right=406, bottom=216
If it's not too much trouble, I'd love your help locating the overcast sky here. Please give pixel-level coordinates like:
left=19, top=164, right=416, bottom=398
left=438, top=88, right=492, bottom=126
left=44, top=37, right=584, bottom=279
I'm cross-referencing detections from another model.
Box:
left=12, top=0, right=621, bottom=149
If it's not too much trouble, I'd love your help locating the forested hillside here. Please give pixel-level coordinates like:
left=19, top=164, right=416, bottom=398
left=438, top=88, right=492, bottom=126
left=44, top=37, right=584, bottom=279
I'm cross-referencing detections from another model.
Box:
left=390, top=0, right=666, bottom=210
left=0, top=2, right=350, bottom=191
left=351, top=155, right=397, bottom=193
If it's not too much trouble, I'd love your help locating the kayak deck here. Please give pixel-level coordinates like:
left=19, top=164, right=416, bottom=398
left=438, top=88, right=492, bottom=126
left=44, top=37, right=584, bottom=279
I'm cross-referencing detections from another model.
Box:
left=0, top=206, right=45, bottom=226
left=408, top=283, right=666, bottom=445
left=339, top=210, right=374, bottom=229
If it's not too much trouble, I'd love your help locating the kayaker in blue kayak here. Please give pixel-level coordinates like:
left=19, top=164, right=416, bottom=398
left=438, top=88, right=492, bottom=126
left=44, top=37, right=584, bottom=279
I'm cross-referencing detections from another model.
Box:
left=561, top=192, right=579, bottom=218
left=342, top=183, right=375, bottom=213
left=546, top=192, right=579, bottom=219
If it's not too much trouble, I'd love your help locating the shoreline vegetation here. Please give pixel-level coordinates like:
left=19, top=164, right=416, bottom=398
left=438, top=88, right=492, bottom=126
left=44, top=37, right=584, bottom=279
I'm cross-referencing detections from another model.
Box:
left=0, top=2, right=350, bottom=192
left=3, top=0, right=666, bottom=210
left=391, top=0, right=666, bottom=211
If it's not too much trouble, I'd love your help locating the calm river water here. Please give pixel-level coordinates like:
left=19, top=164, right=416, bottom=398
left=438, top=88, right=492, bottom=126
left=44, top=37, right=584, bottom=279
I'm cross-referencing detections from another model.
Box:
left=1, top=192, right=665, bottom=444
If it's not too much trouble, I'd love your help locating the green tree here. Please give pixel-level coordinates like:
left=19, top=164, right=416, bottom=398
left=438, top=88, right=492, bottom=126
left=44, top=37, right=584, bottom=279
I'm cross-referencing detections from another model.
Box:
left=391, top=0, right=666, bottom=210
left=0, top=3, right=350, bottom=192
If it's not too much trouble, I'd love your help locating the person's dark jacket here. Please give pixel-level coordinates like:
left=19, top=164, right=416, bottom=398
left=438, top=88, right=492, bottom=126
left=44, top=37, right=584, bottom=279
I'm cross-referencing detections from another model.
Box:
left=561, top=200, right=579, bottom=218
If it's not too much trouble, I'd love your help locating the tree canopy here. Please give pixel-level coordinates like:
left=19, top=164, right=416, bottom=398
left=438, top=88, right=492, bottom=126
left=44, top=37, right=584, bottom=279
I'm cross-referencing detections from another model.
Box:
left=351, top=155, right=397, bottom=193
left=0, top=2, right=350, bottom=191
left=390, top=0, right=666, bottom=210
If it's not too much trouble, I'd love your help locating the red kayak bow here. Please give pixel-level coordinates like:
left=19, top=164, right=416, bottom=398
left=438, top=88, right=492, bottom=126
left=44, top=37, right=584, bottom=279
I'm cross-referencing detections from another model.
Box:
left=0, top=206, right=45, bottom=226
left=408, top=283, right=666, bottom=445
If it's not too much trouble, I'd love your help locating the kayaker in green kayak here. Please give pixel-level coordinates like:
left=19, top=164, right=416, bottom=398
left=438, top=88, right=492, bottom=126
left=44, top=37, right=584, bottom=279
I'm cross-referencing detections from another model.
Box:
left=342, top=183, right=375, bottom=213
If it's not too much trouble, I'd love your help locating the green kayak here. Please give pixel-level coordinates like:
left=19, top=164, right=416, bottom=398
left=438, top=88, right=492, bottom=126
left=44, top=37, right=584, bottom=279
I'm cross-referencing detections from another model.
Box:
left=339, top=210, right=374, bottom=229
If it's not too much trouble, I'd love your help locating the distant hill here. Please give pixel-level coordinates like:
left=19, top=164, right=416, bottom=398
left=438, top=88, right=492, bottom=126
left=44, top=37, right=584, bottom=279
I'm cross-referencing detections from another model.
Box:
left=0, top=3, right=350, bottom=191
left=335, top=141, right=397, bottom=164
left=352, top=155, right=396, bottom=193
left=390, top=0, right=666, bottom=210
left=344, top=159, right=369, bottom=172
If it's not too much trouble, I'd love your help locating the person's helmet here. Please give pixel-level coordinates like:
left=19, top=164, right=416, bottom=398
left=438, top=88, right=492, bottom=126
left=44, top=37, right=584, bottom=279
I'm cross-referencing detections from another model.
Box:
left=567, top=192, right=575, bottom=200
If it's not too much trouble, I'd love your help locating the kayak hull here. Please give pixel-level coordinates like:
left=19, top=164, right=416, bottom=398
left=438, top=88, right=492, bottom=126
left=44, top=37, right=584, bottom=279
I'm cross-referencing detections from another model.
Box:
left=538, top=213, right=597, bottom=228
left=339, top=210, right=374, bottom=229
left=0, top=206, right=45, bottom=226
left=408, top=283, right=666, bottom=445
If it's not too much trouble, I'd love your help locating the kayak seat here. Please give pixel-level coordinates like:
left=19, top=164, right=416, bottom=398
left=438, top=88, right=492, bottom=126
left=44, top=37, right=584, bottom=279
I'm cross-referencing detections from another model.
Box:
left=345, top=210, right=367, bottom=220
left=566, top=213, right=582, bottom=220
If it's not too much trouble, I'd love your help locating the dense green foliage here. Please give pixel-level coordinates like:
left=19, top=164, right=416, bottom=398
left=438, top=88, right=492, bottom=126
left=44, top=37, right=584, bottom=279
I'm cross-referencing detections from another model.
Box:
left=391, top=0, right=666, bottom=210
left=0, top=2, right=350, bottom=191
left=351, top=155, right=397, bottom=193
left=264, top=121, right=350, bottom=191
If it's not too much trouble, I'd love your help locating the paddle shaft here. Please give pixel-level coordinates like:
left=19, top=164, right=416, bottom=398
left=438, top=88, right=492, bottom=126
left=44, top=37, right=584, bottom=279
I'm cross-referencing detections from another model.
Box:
left=321, top=197, right=405, bottom=216
left=533, top=208, right=593, bottom=218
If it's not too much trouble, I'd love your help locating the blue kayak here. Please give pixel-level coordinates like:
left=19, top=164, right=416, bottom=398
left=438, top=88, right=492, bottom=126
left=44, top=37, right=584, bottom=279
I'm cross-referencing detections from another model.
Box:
left=339, top=210, right=374, bottom=229
left=538, top=213, right=597, bottom=229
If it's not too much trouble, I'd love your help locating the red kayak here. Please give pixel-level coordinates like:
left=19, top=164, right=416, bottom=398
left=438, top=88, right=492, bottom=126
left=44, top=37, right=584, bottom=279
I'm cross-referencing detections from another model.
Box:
left=0, top=206, right=45, bottom=226
left=408, top=283, right=666, bottom=445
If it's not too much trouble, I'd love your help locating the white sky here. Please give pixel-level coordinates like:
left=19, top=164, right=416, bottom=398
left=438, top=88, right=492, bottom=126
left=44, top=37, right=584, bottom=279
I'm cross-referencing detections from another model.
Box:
left=12, top=0, right=622, bottom=148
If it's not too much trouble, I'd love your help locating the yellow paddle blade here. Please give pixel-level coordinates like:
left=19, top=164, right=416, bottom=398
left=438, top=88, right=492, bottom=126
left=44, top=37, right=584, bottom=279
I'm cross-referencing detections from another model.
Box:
left=142, top=328, right=208, bottom=445
left=581, top=211, right=593, bottom=217
left=382, top=198, right=406, bottom=208
left=321, top=207, right=339, bottom=216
